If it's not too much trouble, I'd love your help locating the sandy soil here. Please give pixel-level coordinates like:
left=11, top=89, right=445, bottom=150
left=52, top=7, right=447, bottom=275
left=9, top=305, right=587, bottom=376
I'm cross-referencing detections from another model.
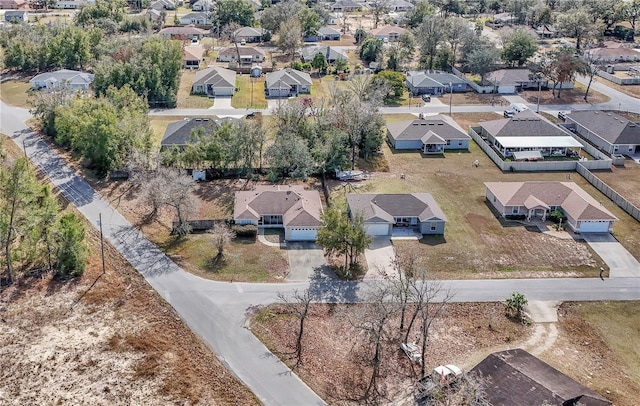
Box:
left=0, top=211, right=258, bottom=405
left=251, top=301, right=635, bottom=406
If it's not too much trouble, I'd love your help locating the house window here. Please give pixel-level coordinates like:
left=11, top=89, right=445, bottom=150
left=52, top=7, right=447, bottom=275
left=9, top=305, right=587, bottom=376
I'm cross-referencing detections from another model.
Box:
left=629, top=146, right=634, bottom=152
left=458, top=141, right=463, bottom=146
left=513, top=207, right=519, bottom=214
left=493, top=197, right=496, bottom=203
left=446, top=140, right=451, bottom=145
left=614, top=146, right=619, bottom=151
left=430, top=225, right=436, bottom=231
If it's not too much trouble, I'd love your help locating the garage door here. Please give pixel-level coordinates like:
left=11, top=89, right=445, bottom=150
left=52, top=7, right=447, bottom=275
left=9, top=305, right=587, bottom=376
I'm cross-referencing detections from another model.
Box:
left=579, top=221, right=610, bottom=233
left=287, top=228, right=318, bottom=241
left=365, top=223, right=390, bottom=236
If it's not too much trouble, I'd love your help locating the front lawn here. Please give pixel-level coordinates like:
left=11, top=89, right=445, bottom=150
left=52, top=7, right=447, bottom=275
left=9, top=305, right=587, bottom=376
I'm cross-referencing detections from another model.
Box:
left=0, top=78, right=32, bottom=108
left=176, top=70, right=215, bottom=109
left=520, top=82, right=610, bottom=105
left=232, top=75, right=267, bottom=109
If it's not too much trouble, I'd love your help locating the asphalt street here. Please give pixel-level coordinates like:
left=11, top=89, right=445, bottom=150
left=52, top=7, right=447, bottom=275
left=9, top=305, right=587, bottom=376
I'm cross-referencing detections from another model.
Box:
left=2, top=91, right=640, bottom=405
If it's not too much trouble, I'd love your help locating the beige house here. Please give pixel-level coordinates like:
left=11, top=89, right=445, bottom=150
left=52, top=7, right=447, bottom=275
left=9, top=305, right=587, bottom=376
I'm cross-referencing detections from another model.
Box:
left=485, top=181, right=617, bottom=233
left=217, top=46, right=265, bottom=66
left=234, top=185, right=323, bottom=241
left=183, top=45, right=204, bottom=69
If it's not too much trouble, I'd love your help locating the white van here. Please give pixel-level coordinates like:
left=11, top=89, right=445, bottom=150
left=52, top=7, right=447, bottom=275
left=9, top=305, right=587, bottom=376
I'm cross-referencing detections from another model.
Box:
left=504, top=103, right=529, bottom=117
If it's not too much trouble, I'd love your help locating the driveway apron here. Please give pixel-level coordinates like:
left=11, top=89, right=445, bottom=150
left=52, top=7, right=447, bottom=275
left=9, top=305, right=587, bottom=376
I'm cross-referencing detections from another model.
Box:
left=364, top=237, right=395, bottom=279
left=582, top=233, right=640, bottom=278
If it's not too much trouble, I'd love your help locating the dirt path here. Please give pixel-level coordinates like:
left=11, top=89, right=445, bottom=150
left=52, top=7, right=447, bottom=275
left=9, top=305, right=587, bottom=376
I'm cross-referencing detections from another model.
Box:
left=522, top=301, right=560, bottom=356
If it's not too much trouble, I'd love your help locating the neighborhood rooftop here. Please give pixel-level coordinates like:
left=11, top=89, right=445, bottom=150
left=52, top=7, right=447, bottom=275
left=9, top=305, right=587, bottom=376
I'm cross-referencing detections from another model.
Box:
left=234, top=185, right=323, bottom=227
left=347, top=193, right=447, bottom=223
left=566, top=110, right=640, bottom=145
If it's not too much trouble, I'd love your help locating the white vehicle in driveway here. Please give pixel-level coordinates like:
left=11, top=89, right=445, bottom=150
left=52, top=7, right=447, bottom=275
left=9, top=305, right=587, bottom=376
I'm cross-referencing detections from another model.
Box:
left=504, top=103, right=529, bottom=117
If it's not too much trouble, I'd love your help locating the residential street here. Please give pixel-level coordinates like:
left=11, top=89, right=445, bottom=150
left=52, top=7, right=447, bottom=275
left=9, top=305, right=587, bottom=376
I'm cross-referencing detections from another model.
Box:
left=2, top=100, right=640, bottom=405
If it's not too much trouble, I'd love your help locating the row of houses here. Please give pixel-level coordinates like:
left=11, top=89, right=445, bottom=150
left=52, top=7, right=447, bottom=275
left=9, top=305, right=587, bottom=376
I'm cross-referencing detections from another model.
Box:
left=226, top=180, right=617, bottom=242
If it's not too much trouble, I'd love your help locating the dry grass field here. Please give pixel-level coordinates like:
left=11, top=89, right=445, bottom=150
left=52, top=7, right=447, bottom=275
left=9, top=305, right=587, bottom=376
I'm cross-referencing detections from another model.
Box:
left=175, top=70, right=214, bottom=109
left=0, top=78, right=32, bottom=108
left=328, top=111, right=640, bottom=279
left=520, top=82, right=610, bottom=105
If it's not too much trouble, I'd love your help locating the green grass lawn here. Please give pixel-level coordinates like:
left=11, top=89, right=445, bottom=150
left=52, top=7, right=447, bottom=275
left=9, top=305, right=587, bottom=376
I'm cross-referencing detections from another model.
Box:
left=159, top=233, right=289, bottom=282
left=0, top=79, right=32, bottom=108
left=232, top=75, right=267, bottom=109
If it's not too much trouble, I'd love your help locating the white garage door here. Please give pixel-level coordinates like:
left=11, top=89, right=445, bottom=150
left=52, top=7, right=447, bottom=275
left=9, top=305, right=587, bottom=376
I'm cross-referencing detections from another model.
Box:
left=579, top=221, right=610, bottom=233
left=365, top=223, right=390, bottom=236
left=287, top=228, right=318, bottom=241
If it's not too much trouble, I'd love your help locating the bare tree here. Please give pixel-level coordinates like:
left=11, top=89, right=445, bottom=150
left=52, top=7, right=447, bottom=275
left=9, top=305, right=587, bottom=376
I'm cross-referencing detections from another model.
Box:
left=209, top=222, right=234, bottom=259
left=221, top=22, right=243, bottom=67
left=416, top=371, right=491, bottom=406
left=139, top=167, right=200, bottom=236
left=277, top=288, right=315, bottom=366
left=351, top=282, right=398, bottom=402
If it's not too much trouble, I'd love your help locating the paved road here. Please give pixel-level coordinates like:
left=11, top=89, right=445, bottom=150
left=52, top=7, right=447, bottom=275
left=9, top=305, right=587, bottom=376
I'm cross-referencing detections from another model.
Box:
left=3, top=98, right=640, bottom=405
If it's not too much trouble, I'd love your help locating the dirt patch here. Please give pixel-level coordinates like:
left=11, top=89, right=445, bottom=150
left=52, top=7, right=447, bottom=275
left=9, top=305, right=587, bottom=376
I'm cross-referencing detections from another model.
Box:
left=519, top=82, right=610, bottom=105
left=250, top=302, right=530, bottom=405
left=0, top=211, right=258, bottom=406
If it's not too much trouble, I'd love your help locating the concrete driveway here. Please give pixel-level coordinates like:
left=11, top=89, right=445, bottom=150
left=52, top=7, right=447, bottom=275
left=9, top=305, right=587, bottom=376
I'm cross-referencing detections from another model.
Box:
left=582, top=233, right=640, bottom=278
left=212, top=96, right=233, bottom=109
left=364, top=237, right=395, bottom=279
left=286, top=242, right=330, bottom=281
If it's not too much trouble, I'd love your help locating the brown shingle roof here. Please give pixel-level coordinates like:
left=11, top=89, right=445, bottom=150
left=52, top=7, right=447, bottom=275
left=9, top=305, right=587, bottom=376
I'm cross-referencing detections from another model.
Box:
left=471, top=349, right=612, bottom=406
left=234, top=186, right=322, bottom=227
left=484, top=181, right=617, bottom=221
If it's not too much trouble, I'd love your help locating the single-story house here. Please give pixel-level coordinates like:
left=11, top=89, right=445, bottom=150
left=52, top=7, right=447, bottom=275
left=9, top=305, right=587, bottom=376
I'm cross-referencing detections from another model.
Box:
left=233, top=27, right=266, bottom=43
left=4, top=9, right=27, bottom=22
left=265, top=68, right=312, bottom=97
left=386, top=115, right=470, bottom=154
left=304, top=26, right=341, bottom=42
left=150, top=0, right=175, bottom=10
left=493, top=12, right=517, bottom=25
left=183, top=45, right=205, bottom=69
left=161, top=117, right=233, bottom=150
left=234, top=185, right=323, bottom=241
left=0, top=0, right=26, bottom=9
left=477, top=110, right=583, bottom=159
left=159, top=26, right=208, bottom=39
left=330, top=0, right=362, bottom=12
left=471, top=349, right=612, bottom=406
left=485, top=181, right=618, bottom=233
left=180, top=12, right=211, bottom=25
left=584, top=46, right=640, bottom=63
left=388, top=0, right=414, bottom=12
left=347, top=193, right=447, bottom=236
left=300, top=45, right=348, bottom=64
left=147, top=8, right=163, bottom=23
left=191, top=0, right=212, bottom=11
left=484, top=69, right=550, bottom=94
left=191, top=66, right=236, bottom=97
left=370, top=25, right=405, bottom=42
left=534, top=24, right=557, bottom=38
left=30, top=69, right=94, bottom=90
left=405, top=71, right=467, bottom=95
left=54, top=0, right=87, bottom=9
left=565, top=110, right=640, bottom=155
left=217, top=46, right=265, bottom=66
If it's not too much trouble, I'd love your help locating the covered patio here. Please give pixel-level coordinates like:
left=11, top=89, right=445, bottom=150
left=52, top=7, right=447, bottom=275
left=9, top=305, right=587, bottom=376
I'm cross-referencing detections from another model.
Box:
left=421, top=131, right=447, bottom=154
left=493, top=136, right=583, bottom=159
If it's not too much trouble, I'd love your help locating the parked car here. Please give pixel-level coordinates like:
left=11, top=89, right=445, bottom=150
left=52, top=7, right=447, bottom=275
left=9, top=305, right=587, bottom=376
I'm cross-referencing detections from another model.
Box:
left=558, top=111, right=568, bottom=121
left=421, top=95, right=431, bottom=102
left=504, top=109, right=515, bottom=118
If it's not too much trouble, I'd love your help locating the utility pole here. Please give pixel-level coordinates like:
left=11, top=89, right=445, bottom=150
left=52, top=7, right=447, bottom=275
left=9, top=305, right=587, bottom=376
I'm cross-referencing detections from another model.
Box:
left=98, top=213, right=106, bottom=275
left=449, top=82, right=453, bottom=116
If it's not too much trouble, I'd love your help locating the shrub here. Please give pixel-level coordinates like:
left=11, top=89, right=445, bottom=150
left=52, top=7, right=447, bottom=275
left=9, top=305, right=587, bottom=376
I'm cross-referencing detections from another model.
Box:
left=232, top=224, right=258, bottom=238
left=505, top=214, right=526, bottom=220
left=548, top=209, right=566, bottom=224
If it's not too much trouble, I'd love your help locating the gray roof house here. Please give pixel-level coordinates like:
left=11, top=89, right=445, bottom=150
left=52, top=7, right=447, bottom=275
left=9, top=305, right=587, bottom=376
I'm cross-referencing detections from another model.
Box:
left=405, top=71, right=467, bottom=95
left=347, top=193, right=447, bottom=236
left=191, top=0, right=212, bottom=11
left=387, top=115, right=470, bottom=154
left=180, top=12, right=211, bottom=25
left=234, top=185, right=323, bottom=241
left=217, top=46, right=265, bottom=66
left=388, top=0, right=414, bottom=12
left=161, top=117, right=240, bottom=150
left=300, top=46, right=348, bottom=64
left=265, top=68, right=312, bottom=97
left=233, top=27, right=266, bottom=43
left=471, top=349, right=612, bottom=406
left=191, top=66, right=237, bottom=97
left=564, top=110, right=640, bottom=155
left=304, top=26, right=341, bottom=42
left=149, top=0, right=175, bottom=10
left=485, top=182, right=617, bottom=233
left=30, top=69, right=94, bottom=90
left=477, top=110, right=583, bottom=159
left=330, top=0, right=362, bottom=12
left=4, top=10, right=28, bottom=22
left=484, top=68, right=551, bottom=94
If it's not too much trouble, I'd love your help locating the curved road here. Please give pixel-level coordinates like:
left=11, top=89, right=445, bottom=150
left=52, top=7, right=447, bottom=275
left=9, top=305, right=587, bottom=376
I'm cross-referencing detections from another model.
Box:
left=2, top=100, right=640, bottom=405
